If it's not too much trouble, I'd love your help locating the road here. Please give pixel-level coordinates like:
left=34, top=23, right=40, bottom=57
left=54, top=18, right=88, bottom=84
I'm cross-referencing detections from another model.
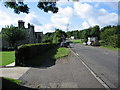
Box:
left=19, top=52, right=105, bottom=89
left=70, top=43, right=119, bottom=89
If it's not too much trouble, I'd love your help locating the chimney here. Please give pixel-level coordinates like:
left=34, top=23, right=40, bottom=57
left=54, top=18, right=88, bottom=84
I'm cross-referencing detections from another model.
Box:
left=18, top=20, right=25, bottom=28
left=28, top=23, right=31, bottom=29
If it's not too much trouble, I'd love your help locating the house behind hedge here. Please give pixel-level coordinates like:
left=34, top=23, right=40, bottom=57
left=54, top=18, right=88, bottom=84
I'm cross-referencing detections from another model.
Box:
left=1, top=20, right=43, bottom=48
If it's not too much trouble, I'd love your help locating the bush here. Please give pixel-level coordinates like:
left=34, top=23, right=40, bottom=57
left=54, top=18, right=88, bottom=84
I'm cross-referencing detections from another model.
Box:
left=100, top=35, right=120, bottom=48
left=108, top=35, right=120, bottom=48
left=15, top=43, right=58, bottom=66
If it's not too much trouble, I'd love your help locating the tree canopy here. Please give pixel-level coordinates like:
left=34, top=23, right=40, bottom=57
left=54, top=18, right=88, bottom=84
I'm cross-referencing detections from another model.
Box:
left=4, top=1, right=58, bottom=14
left=42, top=29, right=67, bottom=43
left=1, top=25, right=26, bottom=47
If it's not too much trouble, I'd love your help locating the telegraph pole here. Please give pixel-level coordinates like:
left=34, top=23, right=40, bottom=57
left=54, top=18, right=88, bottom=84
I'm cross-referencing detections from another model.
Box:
left=66, top=23, right=69, bottom=32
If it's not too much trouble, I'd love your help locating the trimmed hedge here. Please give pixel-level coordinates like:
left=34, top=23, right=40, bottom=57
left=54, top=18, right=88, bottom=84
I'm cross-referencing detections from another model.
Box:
left=15, top=43, right=58, bottom=66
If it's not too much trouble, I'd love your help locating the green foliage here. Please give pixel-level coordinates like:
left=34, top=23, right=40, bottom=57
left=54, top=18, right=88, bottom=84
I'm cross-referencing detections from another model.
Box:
left=42, top=32, right=53, bottom=43
left=37, top=2, right=58, bottom=13
left=100, top=25, right=120, bottom=48
left=53, top=29, right=67, bottom=43
left=109, top=35, right=120, bottom=48
left=4, top=2, right=29, bottom=14
left=54, top=47, right=70, bottom=59
left=100, top=46, right=120, bottom=51
left=66, top=31, right=72, bottom=38
left=1, top=25, right=26, bottom=47
left=0, top=51, right=15, bottom=66
left=3, top=77, right=22, bottom=85
left=71, top=40, right=83, bottom=44
left=66, top=25, right=100, bottom=41
left=101, top=25, right=112, bottom=32
left=72, top=30, right=80, bottom=39
left=42, top=29, right=67, bottom=44
left=4, top=1, right=58, bottom=14
left=89, top=25, right=100, bottom=39
left=15, top=43, right=58, bottom=66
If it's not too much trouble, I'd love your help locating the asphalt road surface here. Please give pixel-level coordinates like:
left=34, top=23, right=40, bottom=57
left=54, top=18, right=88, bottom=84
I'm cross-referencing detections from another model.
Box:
left=19, top=52, right=105, bottom=89
left=70, top=43, right=119, bottom=89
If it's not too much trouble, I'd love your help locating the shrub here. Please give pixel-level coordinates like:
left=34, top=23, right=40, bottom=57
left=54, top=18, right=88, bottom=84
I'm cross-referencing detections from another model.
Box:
left=108, top=35, right=120, bottom=48
left=100, top=35, right=120, bottom=48
left=15, top=43, right=58, bottom=66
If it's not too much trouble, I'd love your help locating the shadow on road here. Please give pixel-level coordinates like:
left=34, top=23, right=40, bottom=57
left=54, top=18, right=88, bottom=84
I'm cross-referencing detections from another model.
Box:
left=22, top=47, right=59, bottom=68
left=1, top=77, right=37, bottom=90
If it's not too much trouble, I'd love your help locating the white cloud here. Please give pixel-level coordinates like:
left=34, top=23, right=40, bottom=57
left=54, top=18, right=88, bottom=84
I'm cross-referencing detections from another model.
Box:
left=74, top=2, right=118, bottom=29
left=0, top=2, right=118, bottom=33
left=82, top=21, right=90, bottom=29
left=0, top=10, right=20, bottom=29
left=57, top=0, right=73, bottom=7
left=23, top=12, right=41, bottom=27
left=35, top=24, right=55, bottom=34
left=51, top=6, right=73, bottom=31
left=34, top=6, right=74, bottom=33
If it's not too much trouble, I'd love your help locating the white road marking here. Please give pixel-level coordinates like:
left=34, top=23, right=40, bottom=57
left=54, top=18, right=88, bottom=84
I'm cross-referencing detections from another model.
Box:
left=70, top=49, right=111, bottom=90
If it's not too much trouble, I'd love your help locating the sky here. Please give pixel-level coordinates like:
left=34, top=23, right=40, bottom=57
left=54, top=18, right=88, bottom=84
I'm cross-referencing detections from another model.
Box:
left=0, top=0, right=119, bottom=34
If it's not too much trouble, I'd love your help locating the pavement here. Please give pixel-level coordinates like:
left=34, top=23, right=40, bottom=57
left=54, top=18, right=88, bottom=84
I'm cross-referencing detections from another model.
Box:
left=0, top=48, right=107, bottom=89
left=6, top=62, right=15, bottom=67
left=0, top=62, right=30, bottom=79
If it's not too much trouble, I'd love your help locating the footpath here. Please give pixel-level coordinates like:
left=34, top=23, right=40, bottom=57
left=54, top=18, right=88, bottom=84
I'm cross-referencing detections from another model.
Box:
left=1, top=51, right=106, bottom=89
left=0, top=62, right=30, bottom=79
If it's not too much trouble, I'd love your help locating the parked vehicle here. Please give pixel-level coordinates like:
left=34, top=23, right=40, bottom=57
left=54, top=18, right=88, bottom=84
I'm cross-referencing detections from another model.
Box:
left=83, top=42, right=88, bottom=45
left=60, top=41, right=70, bottom=47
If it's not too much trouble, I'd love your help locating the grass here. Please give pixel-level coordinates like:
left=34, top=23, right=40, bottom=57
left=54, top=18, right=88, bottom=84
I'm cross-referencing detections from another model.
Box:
left=71, top=40, right=120, bottom=51
left=71, top=40, right=83, bottom=44
left=100, top=46, right=120, bottom=51
left=54, top=47, right=70, bottom=59
left=0, top=51, right=15, bottom=66
left=2, top=77, right=22, bottom=85
left=27, top=47, right=70, bottom=66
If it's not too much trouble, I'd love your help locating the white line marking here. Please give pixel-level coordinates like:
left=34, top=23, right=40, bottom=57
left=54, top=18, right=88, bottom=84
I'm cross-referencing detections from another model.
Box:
left=70, top=49, right=111, bottom=90
left=76, top=53, right=79, bottom=56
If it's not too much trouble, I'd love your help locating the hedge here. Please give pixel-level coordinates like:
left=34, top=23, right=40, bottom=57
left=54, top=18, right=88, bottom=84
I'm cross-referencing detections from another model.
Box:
left=15, top=43, right=58, bottom=66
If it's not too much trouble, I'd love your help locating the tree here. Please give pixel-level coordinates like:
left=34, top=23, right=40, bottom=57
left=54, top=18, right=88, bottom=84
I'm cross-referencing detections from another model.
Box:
left=42, top=32, right=53, bottom=43
left=53, top=29, right=67, bottom=43
left=1, top=25, right=26, bottom=47
left=90, top=25, right=100, bottom=39
left=71, top=30, right=80, bottom=39
left=4, top=1, right=58, bottom=14
left=66, top=31, right=72, bottom=38
left=100, top=25, right=120, bottom=47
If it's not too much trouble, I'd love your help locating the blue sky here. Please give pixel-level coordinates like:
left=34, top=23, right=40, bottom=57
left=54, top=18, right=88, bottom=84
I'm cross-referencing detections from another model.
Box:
left=0, top=0, right=119, bottom=34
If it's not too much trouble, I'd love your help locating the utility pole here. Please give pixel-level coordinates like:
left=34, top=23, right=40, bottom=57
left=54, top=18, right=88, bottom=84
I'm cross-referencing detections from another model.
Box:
left=66, top=23, right=69, bottom=32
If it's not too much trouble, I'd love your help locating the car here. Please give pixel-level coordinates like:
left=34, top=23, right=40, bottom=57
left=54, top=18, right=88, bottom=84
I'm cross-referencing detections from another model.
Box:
left=60, top=41, right=69, bottom=47
left=83, top=42, right=88, bottom=45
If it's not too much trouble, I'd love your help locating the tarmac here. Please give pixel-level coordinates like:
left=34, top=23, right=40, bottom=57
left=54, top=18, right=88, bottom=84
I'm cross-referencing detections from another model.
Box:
left=0, top=51, right=107, bottom=89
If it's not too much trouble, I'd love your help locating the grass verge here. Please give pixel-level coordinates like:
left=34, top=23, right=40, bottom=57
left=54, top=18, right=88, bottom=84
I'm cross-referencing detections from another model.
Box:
left=0, top=51, right=15, bottom=66
left=71, top=40, right=120, bottom=51
left=2, top=77, right=22, bottom=85
left=100, top=46, right=120, bottom=51
left=54, top=47, right=70, bottom=59
left=71, top=40, right=83, bottom=44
